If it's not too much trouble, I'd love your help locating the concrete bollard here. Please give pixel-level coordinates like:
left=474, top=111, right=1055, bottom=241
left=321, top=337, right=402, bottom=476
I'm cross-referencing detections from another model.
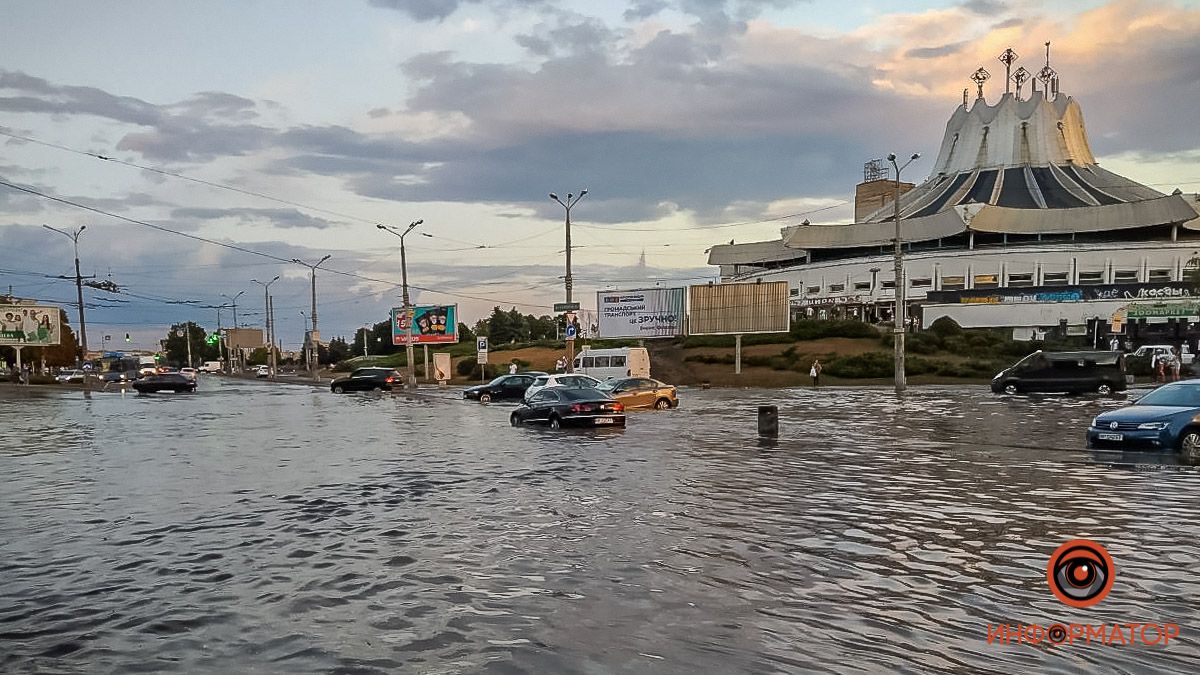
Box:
left=758, top=405, right=778, bottom=437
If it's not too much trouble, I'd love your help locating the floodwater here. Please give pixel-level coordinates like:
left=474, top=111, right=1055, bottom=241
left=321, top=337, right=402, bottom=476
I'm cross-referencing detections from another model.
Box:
left=2, top=378, right=1198, bottom=674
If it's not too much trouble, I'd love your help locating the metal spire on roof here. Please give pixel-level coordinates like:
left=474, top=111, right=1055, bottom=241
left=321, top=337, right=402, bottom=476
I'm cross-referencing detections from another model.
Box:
left=998, top=48, right=1018, bottom=94
left=1013, top=66, right=1031, bottom=101
left=970, top=67, right=991, bottom=100
left=1037, top=41, right=1057, bottom=97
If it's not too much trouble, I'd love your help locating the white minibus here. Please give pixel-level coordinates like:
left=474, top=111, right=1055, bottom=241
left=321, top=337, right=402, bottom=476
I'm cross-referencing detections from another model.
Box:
left=573, top=347, right=650, bottom=380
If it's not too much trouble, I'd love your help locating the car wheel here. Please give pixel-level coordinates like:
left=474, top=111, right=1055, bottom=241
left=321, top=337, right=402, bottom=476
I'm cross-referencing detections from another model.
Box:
left=333, top=385, right=345, bottom=394
left=1096, top=383, right=1113, bottom=396
left=1003, top=383, right=1018, bottom=395
left=1181, top=429, right=1200, bottom=462
left=510, top=414, right=522, bottom=427
left=654, top=398, right=671, bottom=410
left=480, top=393, right=492, bottom=404
left=549, top=415, right=562, bottom=430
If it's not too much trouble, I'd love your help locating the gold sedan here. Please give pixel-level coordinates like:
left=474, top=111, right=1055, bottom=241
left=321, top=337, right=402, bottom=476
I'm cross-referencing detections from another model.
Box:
left=598, top=377, right=678, bottom=410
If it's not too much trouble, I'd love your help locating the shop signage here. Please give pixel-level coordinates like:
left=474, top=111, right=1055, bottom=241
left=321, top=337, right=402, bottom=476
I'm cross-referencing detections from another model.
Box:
left=926, top=282, right=1193, bottom=305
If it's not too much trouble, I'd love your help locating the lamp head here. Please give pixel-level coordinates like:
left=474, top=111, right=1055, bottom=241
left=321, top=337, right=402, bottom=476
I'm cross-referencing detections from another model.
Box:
left=580, top=189, right=588, bottom=196
left=376, top=224, right=386, bottom=230
left=887, top=153, right=896, bottom=162
left=319, top=254, right=331, bottom=264
left=549, top=193, right=558, bottom=200
left=911, top=153, right=921, bottom=160
left=414, top=219, right=423, bottom=226
left=79, top=225, right=86, bottom=233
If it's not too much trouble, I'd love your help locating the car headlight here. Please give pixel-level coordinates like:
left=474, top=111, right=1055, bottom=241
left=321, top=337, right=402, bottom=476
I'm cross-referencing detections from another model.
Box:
left=1091, top=416, right=1102, bottom=428
left=1137, top=421, right=1169, bottom=430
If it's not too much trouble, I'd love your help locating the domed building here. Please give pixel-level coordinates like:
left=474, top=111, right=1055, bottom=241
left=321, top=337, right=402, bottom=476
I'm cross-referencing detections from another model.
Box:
left=708, top=47, right=1200, bottom=344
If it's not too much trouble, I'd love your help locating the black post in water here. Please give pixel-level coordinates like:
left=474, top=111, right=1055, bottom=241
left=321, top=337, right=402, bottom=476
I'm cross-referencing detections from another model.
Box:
left=758, top=405, right=779, bottom=437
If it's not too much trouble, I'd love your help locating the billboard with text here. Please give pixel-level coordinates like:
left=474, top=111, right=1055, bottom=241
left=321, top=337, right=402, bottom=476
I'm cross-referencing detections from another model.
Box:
left=597, top=288, right=685, bottom=338
left=688, top=281, right=790, bottom=335
left=0, top=305, right=62, bottom=346
left=392, top=305, right=459, bottom=345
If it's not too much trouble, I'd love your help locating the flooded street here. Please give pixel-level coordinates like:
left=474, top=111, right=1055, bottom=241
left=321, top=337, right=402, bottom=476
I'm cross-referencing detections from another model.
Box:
left=2, top=378, right=1198, bottom=673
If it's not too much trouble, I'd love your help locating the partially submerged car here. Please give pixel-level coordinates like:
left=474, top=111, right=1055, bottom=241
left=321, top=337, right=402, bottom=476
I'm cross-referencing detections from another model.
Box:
left=991, top=350, right=1126, bottom=395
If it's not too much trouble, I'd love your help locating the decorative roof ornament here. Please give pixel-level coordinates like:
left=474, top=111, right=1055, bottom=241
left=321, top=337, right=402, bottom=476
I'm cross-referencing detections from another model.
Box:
left=998, top=48, right=1018, bottom=94
left=970, top=67, right=990, bottom=100
left=1037, top=41, right=1057, bottom=97
left=1012, top=66, right=1031, bottom=101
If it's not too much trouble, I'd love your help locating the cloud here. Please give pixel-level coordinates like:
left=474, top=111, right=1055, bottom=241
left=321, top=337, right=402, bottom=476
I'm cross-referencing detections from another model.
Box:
left=961, top=0, right=1006, bottom=15
left=905, top=41, right=969, bottom=59
left=170, top=206, right=339, bottom=229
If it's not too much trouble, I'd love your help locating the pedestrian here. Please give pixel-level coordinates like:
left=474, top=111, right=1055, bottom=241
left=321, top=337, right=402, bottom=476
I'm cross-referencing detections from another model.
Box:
left=21, top=363, right=31, bottom=385
left=509, top=360, right=518, bottom=375
left=809, top=359, right=822, bottom=387
left=1152, top=352, right=1163, bottom=384
left=1109, top=336, right=1120, bottom=351
left=1171, top=347, right=1183, bottom=382
left=555, top=356, right=566, bottom=373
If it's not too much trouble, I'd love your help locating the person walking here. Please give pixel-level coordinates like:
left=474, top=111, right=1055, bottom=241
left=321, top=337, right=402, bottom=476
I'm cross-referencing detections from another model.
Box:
left=809, top=359, right=822, bottom=387
left=555, top=356, right=566, bottom=373
left=508, top=360, right=518, bottom=375
left=1171, top=347, right=1183, bottom=382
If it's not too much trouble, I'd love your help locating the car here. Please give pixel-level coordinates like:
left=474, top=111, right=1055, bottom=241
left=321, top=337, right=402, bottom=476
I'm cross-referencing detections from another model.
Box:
left=597, top=377, right=678, bottom=409
left=101, top=370, right=136, bottom=384
left=462, top=372, right=547, bottom=403
left=991, top=350, right=1126, bottom=395
left=1130, top=344, right=1195, bottom=366
left=132, top=373, right=197, bottom=394
left=510, top=388, right=626, bottom=429
left=55, top=369, right=86, bottom=384
left=179, top=367, right=198, bottom=381
left=330, top=367, right=402, bottom=393
left=198, top=361, right=223, bottom=373
left=254, top=365, right=270, bottom=378
left=1087, top=380, right=1200, bottom=460
left=523, top=373, right=603, bottom=401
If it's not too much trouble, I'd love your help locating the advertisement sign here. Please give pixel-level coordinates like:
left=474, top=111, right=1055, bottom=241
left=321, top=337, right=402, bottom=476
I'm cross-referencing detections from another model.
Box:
left=0, top=305, right=62, bottom=346
left=688, top=282, right=790, bottom=335
left=433, top=353, right=452, bottom=382
left=225, top=327, right=265, bottom=350
left=596, top=288, right=686, bottom=339
left=392, top=305, right=459, bottom=345
left=926, top=282, right=1192, bottom=305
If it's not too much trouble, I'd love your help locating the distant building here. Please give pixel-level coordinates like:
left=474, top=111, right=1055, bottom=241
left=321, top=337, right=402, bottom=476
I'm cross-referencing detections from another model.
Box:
left=708, top=46, right=1200, bottom=343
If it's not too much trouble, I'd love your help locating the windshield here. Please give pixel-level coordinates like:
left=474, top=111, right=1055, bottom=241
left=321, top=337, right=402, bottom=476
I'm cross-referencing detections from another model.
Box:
left=532, top=377, right=549, bottom=386
left=1134, top=383, right=1200, bottom=407
left=596, top=380, right=616, bottom=391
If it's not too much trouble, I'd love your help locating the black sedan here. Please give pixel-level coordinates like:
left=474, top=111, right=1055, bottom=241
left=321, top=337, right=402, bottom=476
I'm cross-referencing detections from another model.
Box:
left=132, top=373, right=197, bottom=394
left=510, top=388, right=626, bottom=429
left=330, top=367, right=402, bottom=393
left=463, top=372, right=546, bottom=403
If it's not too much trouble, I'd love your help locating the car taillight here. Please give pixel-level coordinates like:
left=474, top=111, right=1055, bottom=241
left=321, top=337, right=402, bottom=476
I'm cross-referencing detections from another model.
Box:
left=570, top=403, right=597, bottom=413
left=605, top=402, right=624, bottom=412
left=385, top=377, right=395, bottom=383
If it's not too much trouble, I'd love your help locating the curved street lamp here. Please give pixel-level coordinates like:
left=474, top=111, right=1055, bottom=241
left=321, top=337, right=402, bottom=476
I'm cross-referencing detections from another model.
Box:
left=292, top=255, right=331, bottom=380
left=377, top=220, right=424, bottom=389
left=43, top=224, right=88, bottom=366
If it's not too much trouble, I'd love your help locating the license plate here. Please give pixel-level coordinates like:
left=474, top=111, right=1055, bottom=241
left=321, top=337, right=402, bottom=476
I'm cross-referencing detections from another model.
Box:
left=593, top=417, right=614, bottom=425
left=1098, top=433, right=1123, bottom=441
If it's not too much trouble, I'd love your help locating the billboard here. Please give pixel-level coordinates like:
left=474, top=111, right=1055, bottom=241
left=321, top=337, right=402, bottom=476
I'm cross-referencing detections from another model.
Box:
left=392, top=305, right=459, bottom=345
left=688, top=281, right=791, bottom=335
left=226, top=327, right=265, bottom=350
left=597, top=288, right=685, bottom=338
left=0, top=305, right=62, bottom=346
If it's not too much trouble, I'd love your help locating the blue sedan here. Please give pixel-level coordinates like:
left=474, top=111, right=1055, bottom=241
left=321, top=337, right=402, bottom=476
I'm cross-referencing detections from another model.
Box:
left=1087, top=381, right=1200, bottom=459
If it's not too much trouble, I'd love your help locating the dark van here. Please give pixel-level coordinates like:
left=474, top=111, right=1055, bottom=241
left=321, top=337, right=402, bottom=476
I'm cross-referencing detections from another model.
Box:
left=991, top=350, right=1126, bottom=395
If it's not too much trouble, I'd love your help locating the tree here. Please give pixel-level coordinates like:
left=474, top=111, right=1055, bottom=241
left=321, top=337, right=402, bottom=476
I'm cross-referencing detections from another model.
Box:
left=487, top=306, right=512, bottom=344
left=507, top=307, right=528, bottom=342
left=458, top=322, right=475, bottom=343
left=162, top=322, right=218, bottom=367
left=324, top=336, right=351, bottom=364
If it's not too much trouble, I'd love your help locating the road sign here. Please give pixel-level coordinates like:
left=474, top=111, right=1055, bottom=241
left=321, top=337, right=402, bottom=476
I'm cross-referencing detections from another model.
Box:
left=565, top=324, right=577, bottom=339
left=477, top=337, right=488, bottom=351
left=104, top=335, right=111, bottom=341
left=554, top=302, right=580, bottom=312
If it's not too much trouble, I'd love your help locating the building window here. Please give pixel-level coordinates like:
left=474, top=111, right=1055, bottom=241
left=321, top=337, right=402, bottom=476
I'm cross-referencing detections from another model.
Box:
left=853, top=281, right=871, bottom=291
left=1113, top=270, right=1139, bottom=283
left=806, top=286, right=820, bottom=294
left=880, top=280, right=896, bottom=290
left=1007, top=273, right=1034, bottom=287
left=790, top=288, right=799, bottom=296
left=941, top=276, right=965, bottom=290
left=1043, top=272, right=1070, bottom=286
left=1148, top=269, right=1173, bottom=282
left=911, top=278, right=932, bottom=288
left=829, top=284, right=845, bottom=292
left=974, top=274, right=999, bottom=288
left=1078, top=271, right=1105, bottom=285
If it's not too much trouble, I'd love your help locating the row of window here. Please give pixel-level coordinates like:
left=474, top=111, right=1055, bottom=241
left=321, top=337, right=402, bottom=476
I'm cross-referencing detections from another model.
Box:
left=796, top=268, right=1175, bottom=295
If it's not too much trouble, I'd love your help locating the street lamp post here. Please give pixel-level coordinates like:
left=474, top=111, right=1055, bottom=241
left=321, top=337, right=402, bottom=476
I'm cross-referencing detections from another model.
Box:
left=887, top=152, right=921, bottom=395
left=377, top=220, right=423, bottom=389
left=43, top=224, right=87, bottom=366
left=292, top=255, right=331, bottom=381
left=252, top=276, right=280, bottom=377
left=549, top=190, right=587, bottom=372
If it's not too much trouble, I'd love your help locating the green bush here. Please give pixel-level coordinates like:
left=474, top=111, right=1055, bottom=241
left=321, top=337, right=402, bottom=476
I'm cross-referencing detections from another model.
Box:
left=684, top=353, right=736, bottom=365
left=790, top=319, right=880, bottom=341
left=455, top=359, right=500, bottom=379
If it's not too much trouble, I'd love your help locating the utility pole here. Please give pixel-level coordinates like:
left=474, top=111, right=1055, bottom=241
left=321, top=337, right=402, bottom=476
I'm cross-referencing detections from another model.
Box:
left=43, top=224, right=88, bottom=366
left=185, top=321, right=193, bottom=368
left=252, top=276, right=280, bottom=377
left=887, top=153, right=921, bottom=395
left=292, top=255, right=331, bottom=381
left=377, top=220, right=423, bottom=389
left=221, top=290, right=245, bottom=372
left=550, top=190, right=587, bottom=372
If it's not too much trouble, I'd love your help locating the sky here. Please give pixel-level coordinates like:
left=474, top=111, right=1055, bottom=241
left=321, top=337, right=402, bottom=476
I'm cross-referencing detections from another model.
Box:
left=2, top=0, right=1198, bottom=351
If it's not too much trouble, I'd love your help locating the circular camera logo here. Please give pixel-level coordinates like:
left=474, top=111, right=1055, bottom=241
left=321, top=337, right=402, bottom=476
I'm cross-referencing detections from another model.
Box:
left=1047, top=539, right=1114, bottom=608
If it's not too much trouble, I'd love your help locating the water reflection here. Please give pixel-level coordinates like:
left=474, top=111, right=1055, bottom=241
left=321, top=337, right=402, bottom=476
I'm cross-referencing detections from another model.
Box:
left=1, top=380, right=1197, bottom=673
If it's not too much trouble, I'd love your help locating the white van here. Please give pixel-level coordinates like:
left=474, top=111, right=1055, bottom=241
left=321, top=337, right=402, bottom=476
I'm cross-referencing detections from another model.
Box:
left=573, top=347, right=650, bottom=380
left=198, top=361, right=224, bottom=373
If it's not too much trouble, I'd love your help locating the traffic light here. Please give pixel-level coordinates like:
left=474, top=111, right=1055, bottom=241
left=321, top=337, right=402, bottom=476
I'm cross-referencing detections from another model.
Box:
left=206, top=334, right=219, bottom=345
